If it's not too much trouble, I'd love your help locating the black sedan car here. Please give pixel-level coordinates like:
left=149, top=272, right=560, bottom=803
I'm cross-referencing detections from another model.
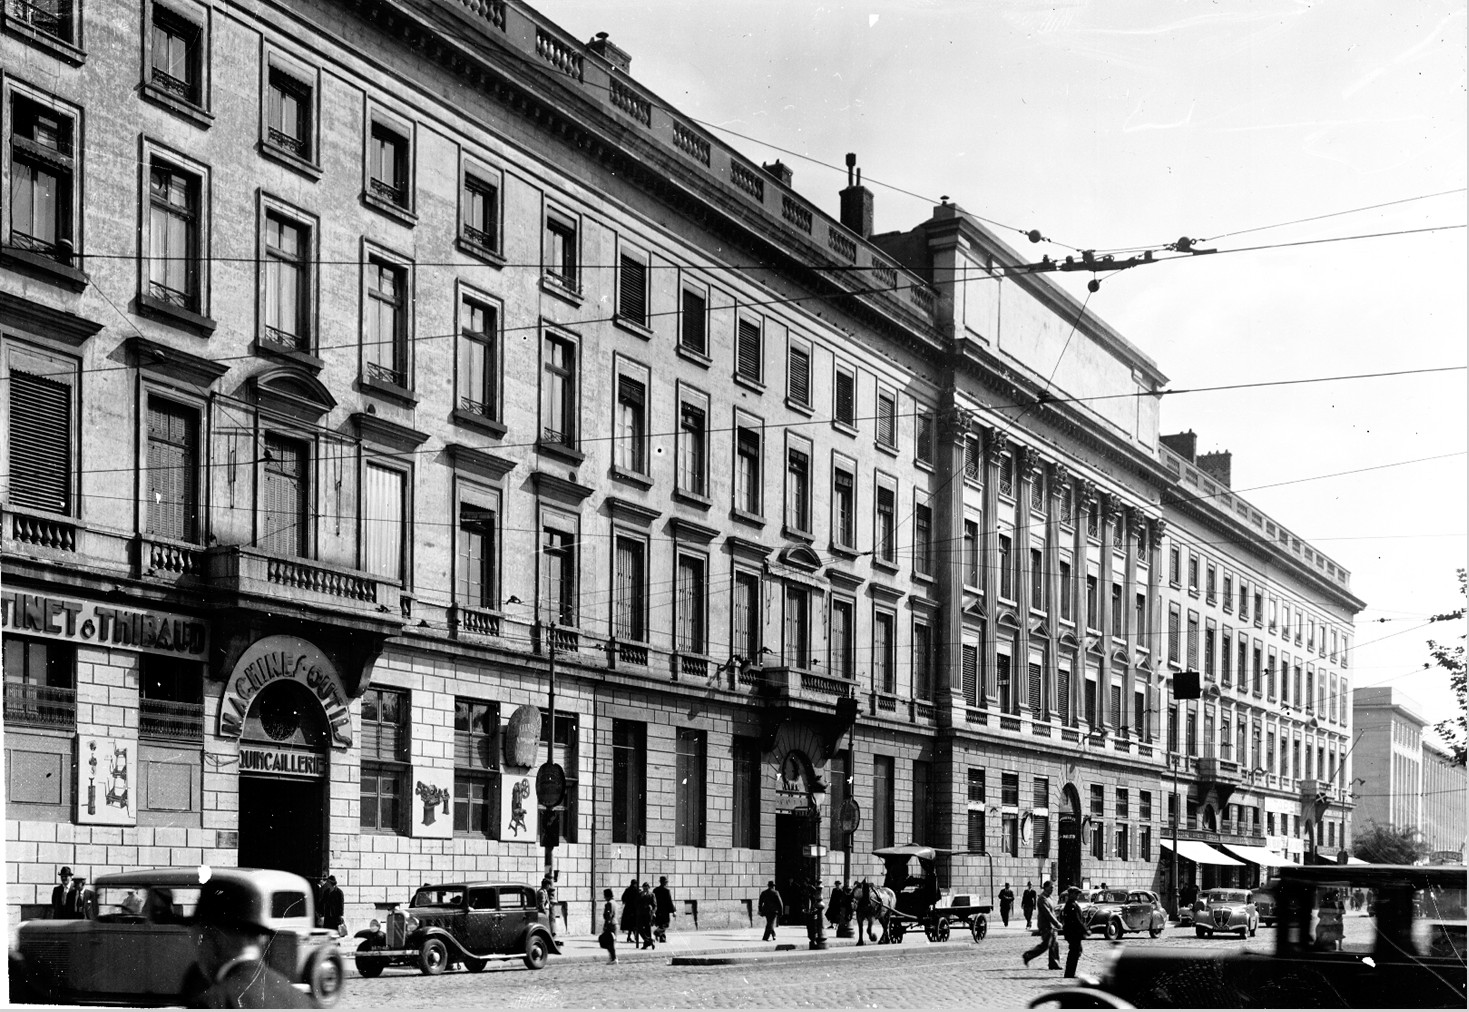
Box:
left=354, top=882, right=559, bottom=976
left=1080, top=889, right=1167, bottom=940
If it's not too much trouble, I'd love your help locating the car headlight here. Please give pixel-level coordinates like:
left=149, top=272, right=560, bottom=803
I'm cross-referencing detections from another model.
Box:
left=405, top=915, right=420, bottom=933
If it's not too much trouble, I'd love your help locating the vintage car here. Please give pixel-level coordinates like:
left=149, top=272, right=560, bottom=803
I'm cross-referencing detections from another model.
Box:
left=1250, top=881, right=1278, bottom=926
left=1080, top=889, right=1167, bottom=940
left=1028, top=863, right=1468, bottom=1009
left=9, top=867, right=344, bottom=1007
left=1192, top=887, right=1259, bottom=938
left=353, top=881, right=560, bottom=975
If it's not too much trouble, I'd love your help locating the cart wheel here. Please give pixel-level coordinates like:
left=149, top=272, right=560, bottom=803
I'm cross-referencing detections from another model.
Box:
left=973, top=914, right=988, bottom=941
left=889, top=920, right=906, bottom=943
left=936, top=918, right=951, bottom=942
left=924, top=922, right=938, bottom=942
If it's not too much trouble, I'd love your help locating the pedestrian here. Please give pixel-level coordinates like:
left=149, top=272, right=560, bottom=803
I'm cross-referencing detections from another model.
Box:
left=1061, top=886, right=1087, bottom=978
left=759, top=880, right=783, bottom=941
left=537, top=875, right=558, bottom=936
left=620, top=878, right=640, bottom=943
left=68, top=877, right=92, bottom=919
left=805, top=879, right=825, bottom=949
left=1021, top=881, right=1038, bottom=929
left=182, top=877, right=313, bottom=1008
left=600, top=888, right=618, bottom=964
left=636, top=882, right=657, bottom=950
left=1021, top=881, right=1063, bottom=970
left=827, top=881, right=848, bottom=930
left=51, top=867, right=73, bottom=919
left=653, top=876, right=676, bottom=943
left=999, top=882, right=1015, bottom=927
left=318, top=875, right=345, bottom=936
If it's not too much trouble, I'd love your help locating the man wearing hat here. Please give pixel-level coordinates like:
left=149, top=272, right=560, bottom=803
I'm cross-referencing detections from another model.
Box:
left=758, top=880, right=783, bottom=941
left=184, top=878, right=312, bottom=1008
left=51, top=867, right=73, bottom=919
left=1060, top=886, right=1088, bottom=978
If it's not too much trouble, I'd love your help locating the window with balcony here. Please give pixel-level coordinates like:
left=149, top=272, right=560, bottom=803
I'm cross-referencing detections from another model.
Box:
left=456, top=294, right=499, bottom=425
left=456, top=498, right=498, bottom=609
left=453, top=698, right=499, bottom=838
left=145, top=397, right=200, bottom=543
left=912, top=619, right=932, bottom=701
left=735, top=422, right=761, bottom=515
left=361, top=462, right=406, bottom=582
left=8, top=93, right=77, bottom=269
left=360, top=687, right=408, bottom=833
left=829, top=596, right=854, bottom=681
left=541, top=333, right=578, bottom=451
left=733, top=570, right=761, bottom=663
left=675, top=553, right=706, bottom=657
left=366, top=120, right=410, bottom=212
left=460, top=170, right=500, bottom=256
left=612, top=535, right=646, bottom=645
left=7, top=0, right=78, bottom=49
left=541, top=513, right=578, bottom=627
left=138, top=655, right=203, bottom=741
left=999, top=453, right=1014, bottom=498
left=259, top=433, right=308, bottom=557
left=964, top=433, right=981, bottom=481
left=148, top=3, right=203, bottom=108
left=832, top=466, right=855, bottom=549
left=874, top=609, right=896, bottom=694
left=677, top=398, right=708, bottom=498
left=363, top=255, right=409, bottom=391
left=261, top=206, right=312, bottom=351
left=265, top=67, right=311, bottom=161
left=998, top=653, right=1013, bottom=713
left=3, top=636, right=75, bottom=729
left=962, top=643, right=980, bottom=707
left=146, top=161, right=201, bottom=313
left=783, top=583, right=811, bottom=669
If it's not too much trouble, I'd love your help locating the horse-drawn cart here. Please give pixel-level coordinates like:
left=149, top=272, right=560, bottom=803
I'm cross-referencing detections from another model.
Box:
left=855, top=844, right=992, bottom=944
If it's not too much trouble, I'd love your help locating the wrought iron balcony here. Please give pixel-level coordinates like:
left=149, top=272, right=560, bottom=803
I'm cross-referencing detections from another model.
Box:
left=4, top=682, right=76, bottom=729
left=140, top=697, right=204, bottom=741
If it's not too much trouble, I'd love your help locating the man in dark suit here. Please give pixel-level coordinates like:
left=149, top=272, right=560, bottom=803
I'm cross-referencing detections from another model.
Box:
left=758, top=881, right=783, bottom=941
left=999, top=882, right=1015, bottom=927
left=1061, top=886, right=1087, bottom=978
left=50, top=867, right=73, bottom=919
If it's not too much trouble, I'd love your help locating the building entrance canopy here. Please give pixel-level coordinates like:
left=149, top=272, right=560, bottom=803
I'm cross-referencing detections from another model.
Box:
left=1222, top=844, right=1299, bottom=868
left=1161, top=839, right=1244, bottom=866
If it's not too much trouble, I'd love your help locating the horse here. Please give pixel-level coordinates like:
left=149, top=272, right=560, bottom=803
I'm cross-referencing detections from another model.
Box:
left=852, top=879, right=897, bottom=945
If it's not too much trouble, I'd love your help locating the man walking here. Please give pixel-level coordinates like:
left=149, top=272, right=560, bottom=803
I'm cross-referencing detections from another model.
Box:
left=1021, top=881, right=1038, bottom=929
left=758, top=880, right=783, bottom=941
left=1061, top=886, right=1087, bottom=978
left=653, top=876, right=675, bottom=943
left=318, top=875, right=345, bottom=935
left=998, top=882, right=1015, bottom=927
left=1021, top=881, right=1063, bottom=970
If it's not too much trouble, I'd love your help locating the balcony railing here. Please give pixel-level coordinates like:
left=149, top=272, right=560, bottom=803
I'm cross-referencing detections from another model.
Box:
left=451, top=603, right=501, bottom=638
left=364, top=360, right=407, bottom=388
left=148, top=279, right=196, bottom=309
left=267, top=127, right=306, bottom=156
left=150, top=68, right=195, bottom=102
left=460, top=223, right=496, bottom=251
left=7, top=508, right=77, bottom=552
left=138, top=535, right=204, bottom=578
left=4, top=682, right=76, bottom=729
left=9, top=229, right=71, bottom=262
left=9, top=0, right=71, bottom=38
left=140, top=698, right=204, bottom=740
left=368, top=177, right=407, bottom=206
left=678, top=654, right=708, bottom=680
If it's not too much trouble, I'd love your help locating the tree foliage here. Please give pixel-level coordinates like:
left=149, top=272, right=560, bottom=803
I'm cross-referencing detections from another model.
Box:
left=1428, top=569, right=1466, bottom=766
left=1352, top=822, right=1431, bottom=865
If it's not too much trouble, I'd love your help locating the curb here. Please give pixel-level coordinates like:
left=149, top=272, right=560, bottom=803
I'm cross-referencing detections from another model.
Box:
left=671, top=939, right=980, bottom=966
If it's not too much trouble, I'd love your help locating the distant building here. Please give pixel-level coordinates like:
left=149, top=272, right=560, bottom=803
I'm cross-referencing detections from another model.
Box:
left=1422, top=741, right=1467, bottom=863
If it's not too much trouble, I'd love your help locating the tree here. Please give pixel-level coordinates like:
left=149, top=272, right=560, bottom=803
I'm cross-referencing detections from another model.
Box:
left=1352, top=822, right=1430, bottom=865
left=1428, top=569, right=1466, bottom=766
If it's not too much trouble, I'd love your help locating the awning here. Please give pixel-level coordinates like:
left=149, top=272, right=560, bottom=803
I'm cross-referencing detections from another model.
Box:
left=1346, top=855, right=1368, bottom=865
left=1161, top=839, right=1244, bottom=866
left=1223, top=844, right=1299, bottom=867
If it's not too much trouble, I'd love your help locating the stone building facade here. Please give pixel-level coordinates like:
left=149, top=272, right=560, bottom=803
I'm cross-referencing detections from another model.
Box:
left=3, top=0, right=1361, bottom=931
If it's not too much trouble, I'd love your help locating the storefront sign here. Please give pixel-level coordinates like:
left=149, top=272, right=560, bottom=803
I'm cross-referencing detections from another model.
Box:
left=238, top=746, right=327, bottom=779
left=218, top=636, right=352, bottom=748
left=77, top=734, right=138, bottom=826
left=411, top=766, right=453, bottom=839
left=502, top=772, right=536, bottom=841
left=2, top=590, right=207, bottom=659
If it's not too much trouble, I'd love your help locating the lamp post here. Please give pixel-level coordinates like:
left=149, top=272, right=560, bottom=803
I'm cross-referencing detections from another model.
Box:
left=1168, top=749, right=1183, bottom=919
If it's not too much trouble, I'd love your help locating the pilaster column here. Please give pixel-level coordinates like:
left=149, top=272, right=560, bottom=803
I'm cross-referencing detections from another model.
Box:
left=981, top=428, right=1005, bottom=708
left=1148, top=517, right=1168, bottom=744
left=936, top=404, right=974, bottom=727
left=1045, top=462, right=1071, bottom=721
left=1015, top=443, right=1043, bottom=717
left=1075, top=478, right=1097, bottom=729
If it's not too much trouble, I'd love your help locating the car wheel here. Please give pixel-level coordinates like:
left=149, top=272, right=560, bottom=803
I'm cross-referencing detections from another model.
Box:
left=418, top=938, right=449, bottom=976
left=524, top=934, right=550, bottom=970
left=463, top=958, right=488, bottom=973
left=354, top=940, right=387, bottom=979
left=1103, top=919, right=1123, bottom=941
left=1195, top=926, right=1208, bottom=938
left=1149, top=924, right=1163, bottom=938
left=306, top=949, right=345, bottom=1008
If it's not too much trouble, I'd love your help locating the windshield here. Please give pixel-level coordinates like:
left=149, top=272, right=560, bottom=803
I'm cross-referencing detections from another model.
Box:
left=411, top=888, right=465, bottom=908
left=1205, top=890, right=1250, bottom=904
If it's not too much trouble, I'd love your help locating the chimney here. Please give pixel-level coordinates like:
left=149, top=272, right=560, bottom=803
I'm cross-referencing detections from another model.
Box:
left=1159, top=430, right=1197, bottom=462
left=1196, top=451, right=1233, bottom=488
left=761, top=160, right=793, bottom=187
left=839, top=152, right=875, bottom=238
left=586, top=32, right=630, bottom=73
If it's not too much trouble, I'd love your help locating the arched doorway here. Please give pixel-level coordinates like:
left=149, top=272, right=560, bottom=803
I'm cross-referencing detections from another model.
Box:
left=236, top=678, right=331, bottom=882
left=1058, top=783, right=1082, bottom=890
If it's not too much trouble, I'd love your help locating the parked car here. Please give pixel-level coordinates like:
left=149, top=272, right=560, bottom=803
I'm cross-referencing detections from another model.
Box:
left=1028, top=863, right=1468, bottom=1009
left=1251, top=881, right=1278, bottom=926
left=1193, top=887, right=1259, bottom=938
left=1080, top=889, right=1166, bottom=939
left=9, top=867, right=344, bottom=1007
left=353, top=882, right=559, bottom=976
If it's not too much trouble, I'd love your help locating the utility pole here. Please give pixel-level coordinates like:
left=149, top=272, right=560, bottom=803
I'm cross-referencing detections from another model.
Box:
left=544, top=622, right=558, bottom=936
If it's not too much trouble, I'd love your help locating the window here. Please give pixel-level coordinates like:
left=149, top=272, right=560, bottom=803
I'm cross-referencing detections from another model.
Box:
left=1187, top=613, right=1200, bottom=668
left=611, top=720, right=645, bottom=844
left=732, top=736, right=760, bottom=848
left=266, top=67, right=311, bottom=160
left=362, top=462, right=405, bottom=581
left=912, top=760, right=932, bottom=845
left=614, top=373, right=647, bottom=475
left=1115, top=824, right=1129, bottom=861
left=613, top=535, right=646, bottom=642
left=534, top=711, right=578, bottom=844
left=456, top=294, right=498, bottom=422
left=541, top=334, right=577, bottom=449
left=787, top=342, right=811, bottom=407
left=1254, top=590, right=1264, bottom=624
left=1141, top=826, right=1152, bottom=861
left=966, top=769, right=986, bottom=853
left=680, top=285, right=707, bottom=355
left=735, top=422, right=762, bottom=514
left=363, top=255, right=408, bottom=389
left=732, top=570, right=761, bottom=663
left=139, top=655, right=202, bottom=741
left=735, top=315, right=762, bottom=382
left=998, top=534, right=1014, bottom=599
left=3, top=636, right=75, bottom=729
left=262, top=210, right=310, bottom=349
left=367, top=119, right=409, bottom=210
left=1086, top=574, right=1099, bottom=629
left=1057, top=668, right=1071, bottom=725
left=145, top=398, right=199, bottom=542
left=1253, top=644, right=1263, bottom=694
left=783, top=584, right=811, bottom=669
left=8, top=94, right=76, bottom=265
left=876, top=389, right=896, bottom=448
left=1188, top=554, right=1199, bottom=592
left=832, top=466, right=855, bottom=548
left=1002, top=816, right=1018, bottom=856
left=617, top=250, right=649, bottom=329
left=149, top=4, right=203, bottom=106
left=260, top=434, right=308, bottom=557
left=1028, top=660, right=1043, bottom=715
left=873, top=755, right=895, bottom=850
left=962, top=643, right=979, bottom=706
left=785, top=443, right=811, bottom=533
left=964, top=433, right=980, bottom=480
left=8, top=0, right=77, bottom=46
left=1059, top=560, right=1073, bottom=620
left=999, top=453, right=1014, bottom=498
left=453, top=699, right=499, bottom=838
left=1085, top=675, right=1097, bottom=728
left=874, top=609, right=896, bottom=694
left=461, top=170, right=499, bottom=254
left=456, top=498, right=498, bottom=608
left=360, top=687, right=408, bottom=833
left=829, top=751, right=850, bottom=850
left=1168, top=604, right=1181, bottom=663
left=1221, top=629, right=1233, bottom=686
left=1136, top=593, right=1147, bottom=641
left=677, top=399, right=707, bottom=497
left=675, top=729, right=706, bottom=846
left=541, top=515, right=577, bottom=626
left=834, top=365, right=856, bottom=427
left=997, top=653, right=1012, bottom=712
left=675, top=553, right=706, bottom=655
left=1110, top=583, right=1122, bottom=635
left=1239, top=581, right=1250, bottom=619
left=1205, top=565, right=1216, bottom=603
left=912, top=620, right=932, bottom=701
left=1169, top=546, right=1181, bottom=585
left=1223, top=574, right=1234, bottom=611
left=829, top=597, right=854, bottom=680
left=915, top=410, right=934, bottom=465
left=875, top=480, right=896, bottom=563
left=543, top=209, right=579, bottom=291
left=913, top=503, right=933, bottom=576
left=1032, top=549, right=1046, bottom=611
left=965, top=520, right=980, bottom=587
left=147, top=161, right=200, bottom=312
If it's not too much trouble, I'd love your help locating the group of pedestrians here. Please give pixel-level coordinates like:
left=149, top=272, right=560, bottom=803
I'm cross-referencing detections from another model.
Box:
left=1013, top=880, right=1091, bottom=978
left=600, top=876, right=677, bottom=962
left=50, top=867, right=92, bottom=919
left=997, top=881, right=1041, bottom=929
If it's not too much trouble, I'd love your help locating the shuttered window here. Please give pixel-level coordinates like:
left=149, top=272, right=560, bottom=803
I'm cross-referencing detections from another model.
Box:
left=1057, top=670, right=1071, bottom=725
left=876, top=391, right=896, bottom=447
left=1028, top=661, right=1043, bottom=715
left=146, top=399, right=199, bottom=542
left=787, top=345, right=810, bottom=406
left=618, top=253, right=647, bottom=326
left=913, top=621, right=931, bottom=701
left=675, top=554, right=705, bottom=653
left=680, top=288, right=707, bottom=354
left=834, top=368, right=855, bottom=425
left=613, top=536, right=645, bottom=641
left=962, top=644, right=979, bottom=706
left=260, top=435, right=307, bottom=557
left=735, top=317, right=761, bottom=381
left=362, top=463, right=404, bottom=581
left=967, top=809, right=986, bottom=853
left=875, top=485, right=895, bottom=562
left=8, top=369, right=72, bottom=515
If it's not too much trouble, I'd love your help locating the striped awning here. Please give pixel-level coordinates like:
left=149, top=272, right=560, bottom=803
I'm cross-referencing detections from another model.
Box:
left=1223, top=844, right=1299, bottom=867
left=1161, top=839, right=1244, bottom=866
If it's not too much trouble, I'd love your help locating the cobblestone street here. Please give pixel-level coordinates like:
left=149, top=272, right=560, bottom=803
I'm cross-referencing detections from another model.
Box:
left=336, top=927, right=1275, bottom=1008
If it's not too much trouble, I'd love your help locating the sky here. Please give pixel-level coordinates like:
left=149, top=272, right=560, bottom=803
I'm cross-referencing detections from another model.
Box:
left=535, top=0, right=1468, bottom=737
